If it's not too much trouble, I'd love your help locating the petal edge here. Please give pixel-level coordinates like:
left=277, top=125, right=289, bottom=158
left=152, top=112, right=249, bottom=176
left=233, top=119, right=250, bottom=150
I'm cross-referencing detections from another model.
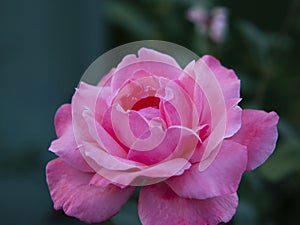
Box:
left=230, top=109, right=279, bottom=171
left=46, top=158, right=135, bottom=223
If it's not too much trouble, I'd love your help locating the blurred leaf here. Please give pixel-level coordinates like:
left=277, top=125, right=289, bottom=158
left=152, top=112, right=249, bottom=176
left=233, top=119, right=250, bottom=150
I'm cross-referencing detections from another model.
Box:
left=233, top=199, right=259, bottom=225
left=237, top=20, right=292, bottom=64
left=0, top=147, right=47, bottom=176
left=111, top=197, right=141, bottom=225
left=105, top=1, right=160, bottom=39
left=237, top=20, right=276, bottom=62
left=278, top=118, right=298, bottom=140
left=231, top=172, right=274, bottom=225
left=259, top=140, right=300, bottom=181
left=179, top=0, right=213, bottom=8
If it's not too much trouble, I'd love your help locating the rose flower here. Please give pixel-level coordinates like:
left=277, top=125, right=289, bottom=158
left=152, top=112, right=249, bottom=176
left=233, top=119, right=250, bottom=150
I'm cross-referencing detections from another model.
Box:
left=46, top=48, right=278, bottom=225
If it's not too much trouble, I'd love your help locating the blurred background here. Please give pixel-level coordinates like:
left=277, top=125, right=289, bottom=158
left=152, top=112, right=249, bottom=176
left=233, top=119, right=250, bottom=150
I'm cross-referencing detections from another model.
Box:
left=1, top=0, right=300, bottom=224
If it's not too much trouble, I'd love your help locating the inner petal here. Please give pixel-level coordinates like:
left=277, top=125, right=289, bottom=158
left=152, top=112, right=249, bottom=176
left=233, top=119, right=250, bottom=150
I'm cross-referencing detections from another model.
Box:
left=138, top=107, right=160, bottom=120
left=132, top=96, right=161, bottom=121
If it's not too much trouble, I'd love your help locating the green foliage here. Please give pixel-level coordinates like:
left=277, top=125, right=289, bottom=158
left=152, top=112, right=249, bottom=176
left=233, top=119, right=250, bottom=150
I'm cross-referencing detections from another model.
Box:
left=105, top=1, right=160, bottom=39
left=260, top=140, right=300, bottom=181
left=112, top=198, right=141, bottom=225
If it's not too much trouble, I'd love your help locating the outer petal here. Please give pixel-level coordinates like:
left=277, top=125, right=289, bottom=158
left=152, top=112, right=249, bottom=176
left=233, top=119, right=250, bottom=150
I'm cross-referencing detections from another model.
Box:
left=177, top=62, right=205, bottom=125
left=54, top=104, right=72, bottom=138
left=230, top=109, right=279, bottom=171
left=181, top=59, right=228, bottom=171
left=166, top=140, right=247, bottom=199
left=49, top=104, right=92, bottom=172
left=201, top=55, right=240, bottom=100
left=82, top=140, right=191, bottom=186
left=72, top=82, right=103, bottom=143
left=46, top=158, right=135, bottom=223
left=139, top=182, right=238, bottom=225
left=99, top=47, right=181, bottom=92
left=199, top=56, right=242, bottom=138
left=117, top=48, right=181, bottom=71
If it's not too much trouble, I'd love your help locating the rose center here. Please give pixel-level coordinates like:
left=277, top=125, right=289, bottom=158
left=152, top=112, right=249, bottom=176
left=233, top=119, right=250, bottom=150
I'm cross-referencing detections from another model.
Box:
left=131, top=96, right=160, bottom=111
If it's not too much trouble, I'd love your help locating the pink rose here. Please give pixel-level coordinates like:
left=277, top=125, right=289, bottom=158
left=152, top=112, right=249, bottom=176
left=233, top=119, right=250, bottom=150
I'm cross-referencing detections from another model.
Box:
left=46, top=48, right=279, bottom=224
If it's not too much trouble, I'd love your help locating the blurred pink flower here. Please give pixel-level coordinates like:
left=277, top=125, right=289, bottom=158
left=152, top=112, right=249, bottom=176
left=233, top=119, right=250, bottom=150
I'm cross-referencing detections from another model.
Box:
left=46, top=48, right=279, bottom=224
left=187, top=6, right=229, bottom=43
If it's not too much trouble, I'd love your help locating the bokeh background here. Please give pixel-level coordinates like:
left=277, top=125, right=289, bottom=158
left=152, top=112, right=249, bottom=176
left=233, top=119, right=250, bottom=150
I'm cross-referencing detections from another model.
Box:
left=1, top=0, right=300, bottom=224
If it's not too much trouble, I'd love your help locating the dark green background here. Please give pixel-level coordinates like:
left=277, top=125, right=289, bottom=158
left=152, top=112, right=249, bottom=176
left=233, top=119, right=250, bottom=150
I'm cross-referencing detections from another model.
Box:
left=1, top=0, right=300, bottom=224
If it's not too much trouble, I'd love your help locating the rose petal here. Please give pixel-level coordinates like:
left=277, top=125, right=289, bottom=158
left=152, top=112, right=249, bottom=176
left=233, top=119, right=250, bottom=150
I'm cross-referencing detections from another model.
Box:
left=54, top=104, right=72, bottom=137
left=177, top=62, right=205, bottom=125
left=230, top=109, right=279, bottom=171
left=49, top=128, right=93, bottom=172
left=46, top=158, right=135, bottom=223
left=98, top=68, right=115, bottom=88
left=201, top=55, right=242, bottom=137
left=127, top=126, right=199, bottom=165
left=159, top=100, right=180, bottom=127
left=157, top=78, right=199, bottom=129
left=191, top=59, right=228, bottom=171
left=89, top=173, right=129, bottom=189
left=139, top=182, right=238, bottom=225
left=111, top=73, right=154, bottom=110
left=138, top=107, right=160, bottom=120
left=201, top=55, right=240, bottom=100
left=81, top=141, right=145, bottom=171
left=96, top=158, right=191, bottom=186
left=82, top=140, right=192, bottom=186
left=89, top=173, right=111, bottom=187
left=225, top=98, right=242, bottom=137
left=166, top=139, right=247, bottom=199
left=72, top=82, right=103, bottom=143
left=83, top=109, right=127, bottom=158
left=127, top=127, right=178, bottom=165
left=137, top=48, right=180, bottom=68
left=129, top=109, right=152, bottom=139
left=111, top=61, right=182, bottom=93
left=117, top=48, right=181, bottom=71
left=110, top=104, right=165, bottom=150
left=95, top=86, right=115, bottom=118
left=49, top=104, right=92, bottom=172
